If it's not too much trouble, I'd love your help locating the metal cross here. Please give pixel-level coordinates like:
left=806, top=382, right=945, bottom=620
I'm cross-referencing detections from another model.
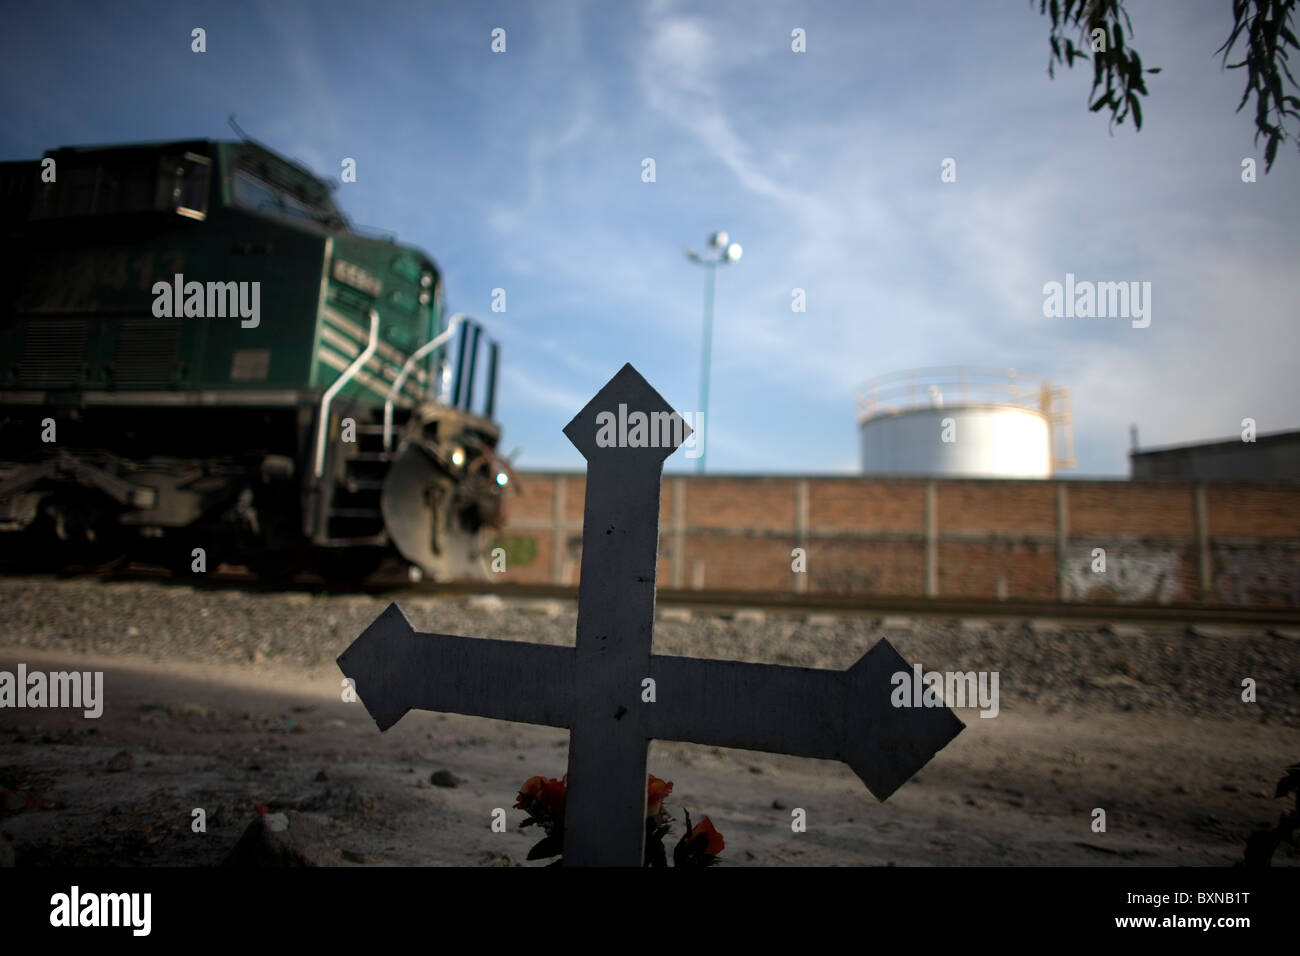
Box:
left=338, top=363, right=963, bottom=866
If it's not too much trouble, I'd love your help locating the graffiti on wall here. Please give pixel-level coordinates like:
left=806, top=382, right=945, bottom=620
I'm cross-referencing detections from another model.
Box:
left=491, top=535, right=539, bottom=568
left=810, top=567, right=884, bottom=595
left=1213, top=545, right=1300, bottom=607
left=1063, top=541, right=1184, bottom=604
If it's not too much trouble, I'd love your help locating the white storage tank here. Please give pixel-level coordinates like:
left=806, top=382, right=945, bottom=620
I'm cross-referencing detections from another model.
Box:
left=857, top=367, right=1074, bottom=478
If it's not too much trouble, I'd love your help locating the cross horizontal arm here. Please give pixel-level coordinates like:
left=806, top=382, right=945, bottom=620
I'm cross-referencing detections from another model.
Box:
left=645, top=639, right=964, bottom=801
left=337, top=603, right=575, bottom=731
left=646, top=655, right=852, bottom=758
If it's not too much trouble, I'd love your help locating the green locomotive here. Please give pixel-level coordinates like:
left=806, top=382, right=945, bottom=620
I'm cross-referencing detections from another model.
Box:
left=0, top=137, right=509, bottom=582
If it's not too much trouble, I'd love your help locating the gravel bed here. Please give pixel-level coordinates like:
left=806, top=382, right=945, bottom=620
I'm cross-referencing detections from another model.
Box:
left=1, top=577, right=1296, bottom=726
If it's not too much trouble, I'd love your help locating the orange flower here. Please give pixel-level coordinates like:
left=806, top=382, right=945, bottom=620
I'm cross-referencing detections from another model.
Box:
left=688, top=816, right=725, bottom=857
left=647, top=774, right=674, bottom=817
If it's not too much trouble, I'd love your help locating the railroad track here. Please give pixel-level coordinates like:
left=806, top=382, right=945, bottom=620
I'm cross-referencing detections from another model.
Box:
left=4, top=562, right=1299, bottom=627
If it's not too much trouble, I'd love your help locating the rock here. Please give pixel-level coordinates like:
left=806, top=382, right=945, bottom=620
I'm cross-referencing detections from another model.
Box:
left=222, top=811, right=342, bottom=866
left=658, top=607, right=692, bottom=623
left=748, top=765, right=763, bottom=774
left=314, top=769, right=329, bottom=782
left=520, top=600, right=564, bottom=618
left=341, top=848, right=372, bottom=864
left=430, top=769, right=459, bottom=788
left=804, top=613, right=837, bottom=627
left=466, top=594, right=505, bottom=613
left=1269, top=627, right=1300, bottom=641
left=1025, top=619, right=1065, bottom=636
left=107, top=751, right=134, bottom=772
left=1087, top=674, right=1143, bottom=690
left=772, top=799, right=786, bottom=810
left=175, top=702, right=207, bottom=718
left=879, top=616, right=913, bottom=631
left=959, top=618, right=991, bottom=632
left=1187, top=624, right=1252, bottom=639
left=1101, top=623, right=1146, bottom=639
left=733, top=609, right=766, bottom=626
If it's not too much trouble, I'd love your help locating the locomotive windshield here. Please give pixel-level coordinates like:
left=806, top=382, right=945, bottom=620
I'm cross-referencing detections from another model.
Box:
left=231, top=167, right=334, bottom=226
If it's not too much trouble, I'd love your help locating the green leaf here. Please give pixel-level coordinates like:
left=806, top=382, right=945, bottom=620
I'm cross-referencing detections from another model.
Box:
left=526, top=833, right=563, bottom=860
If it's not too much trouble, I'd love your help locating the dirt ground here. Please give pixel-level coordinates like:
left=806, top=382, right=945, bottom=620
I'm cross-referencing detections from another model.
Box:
left=1, top=577, right=1297, bottom=867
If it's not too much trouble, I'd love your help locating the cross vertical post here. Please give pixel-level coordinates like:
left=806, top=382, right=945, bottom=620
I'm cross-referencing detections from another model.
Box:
left=559, top=365, right=689, bottom=865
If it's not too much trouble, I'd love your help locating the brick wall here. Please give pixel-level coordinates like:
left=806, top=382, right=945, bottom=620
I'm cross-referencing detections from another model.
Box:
left=488, top=473, right=1300, bottom=608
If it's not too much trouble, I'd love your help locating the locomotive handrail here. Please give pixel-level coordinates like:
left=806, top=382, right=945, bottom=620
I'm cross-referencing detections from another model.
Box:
left=383, top=313, right=465, bottom=452
left=314, top=309, right=380, bottom=479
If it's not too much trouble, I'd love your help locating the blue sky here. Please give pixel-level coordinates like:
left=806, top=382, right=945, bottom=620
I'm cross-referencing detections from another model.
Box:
left=2, top=0, right=1297, bottom=476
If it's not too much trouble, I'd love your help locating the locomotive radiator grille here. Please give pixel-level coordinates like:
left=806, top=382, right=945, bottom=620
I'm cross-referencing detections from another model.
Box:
left=18, top=319, right=87, bottom=388
left=113, top=319, right=182, bottom=387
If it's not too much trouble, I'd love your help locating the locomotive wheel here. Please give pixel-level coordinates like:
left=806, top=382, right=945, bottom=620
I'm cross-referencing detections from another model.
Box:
left=25, top=492, right=127, bottom=572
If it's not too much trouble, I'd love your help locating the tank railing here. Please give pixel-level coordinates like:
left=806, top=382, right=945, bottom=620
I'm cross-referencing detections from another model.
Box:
left=314, top=309, right=379, bottom=479
left=384, top=313, right=465, bottom=452
left=856, top=366, right=1054, bottom=423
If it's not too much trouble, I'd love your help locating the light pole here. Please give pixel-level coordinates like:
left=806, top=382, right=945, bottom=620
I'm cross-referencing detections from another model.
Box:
left=685, top=231, right=742, bottom=473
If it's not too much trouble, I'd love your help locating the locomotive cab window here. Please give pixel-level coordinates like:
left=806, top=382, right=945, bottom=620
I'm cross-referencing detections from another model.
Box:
left=31, top=149, right=211, bottom=220
left=161, top=152, right=211, bottom=221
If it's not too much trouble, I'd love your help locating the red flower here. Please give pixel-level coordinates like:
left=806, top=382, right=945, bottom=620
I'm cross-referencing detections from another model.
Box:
left=514, top=776, right=544, bottom=810
left=540, top=775, right=567, bottom=819
left=673, top=809, right=725, bottom=866
left=515, top=774, right=567, bottom=820
left=647, top=774, right=673, bottom=817
left=688, top=816, right=724, bottom=856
